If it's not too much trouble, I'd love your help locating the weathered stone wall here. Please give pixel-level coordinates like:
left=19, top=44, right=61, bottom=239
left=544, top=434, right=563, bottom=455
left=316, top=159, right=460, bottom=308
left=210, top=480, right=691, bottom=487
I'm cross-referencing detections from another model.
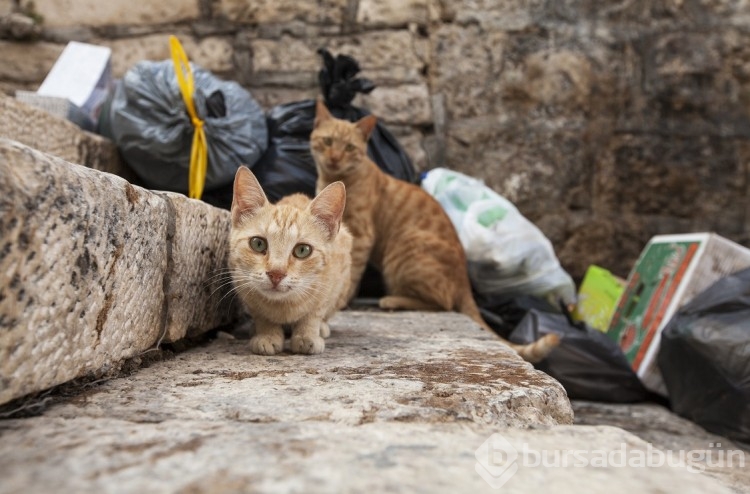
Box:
left=2, top=0, right=750, bottom=279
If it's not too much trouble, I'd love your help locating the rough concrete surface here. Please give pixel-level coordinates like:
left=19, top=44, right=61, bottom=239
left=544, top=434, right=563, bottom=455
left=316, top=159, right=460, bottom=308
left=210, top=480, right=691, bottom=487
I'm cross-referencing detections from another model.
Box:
left=0, top=139, right=237, bottom=405
left=0, top=311, right=733, bottom=493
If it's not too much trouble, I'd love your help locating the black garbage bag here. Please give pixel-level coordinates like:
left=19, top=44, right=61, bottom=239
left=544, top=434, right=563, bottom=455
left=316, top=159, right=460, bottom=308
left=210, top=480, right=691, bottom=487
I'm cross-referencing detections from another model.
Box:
left=475, top=293, right=561, bottom=339
left=203, top=48, right=416, bottom=209
left=105, top=60, right=268, bottom=195
left=510, top=309, right=649, bottom=402
left=659, top=268, right=750, bottom=442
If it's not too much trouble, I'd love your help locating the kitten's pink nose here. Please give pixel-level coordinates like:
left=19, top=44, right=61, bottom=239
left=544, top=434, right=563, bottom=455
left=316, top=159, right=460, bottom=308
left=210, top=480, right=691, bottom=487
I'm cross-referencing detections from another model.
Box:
left=266, top=270, right=286, bottom=288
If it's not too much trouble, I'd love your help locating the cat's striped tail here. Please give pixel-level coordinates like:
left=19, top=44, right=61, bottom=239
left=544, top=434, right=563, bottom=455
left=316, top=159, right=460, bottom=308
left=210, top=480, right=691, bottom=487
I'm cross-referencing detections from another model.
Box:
left=458, top=292, right=560, bottom=364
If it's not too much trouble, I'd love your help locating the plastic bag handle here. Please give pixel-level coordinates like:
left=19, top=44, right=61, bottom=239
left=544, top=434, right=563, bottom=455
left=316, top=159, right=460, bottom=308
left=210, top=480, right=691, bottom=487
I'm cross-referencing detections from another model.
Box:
left=169, top=35, right=208, bottom=199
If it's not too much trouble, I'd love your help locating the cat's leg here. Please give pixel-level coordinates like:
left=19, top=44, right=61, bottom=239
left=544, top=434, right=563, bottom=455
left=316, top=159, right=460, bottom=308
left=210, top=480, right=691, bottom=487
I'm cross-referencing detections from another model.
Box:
left=346, top=234, right=375, bottom=302
left=249, top=318, right=285, bottom=355
left=290, top=315, right=326, bottom=354
left=319, top=321, right=331, bottom=338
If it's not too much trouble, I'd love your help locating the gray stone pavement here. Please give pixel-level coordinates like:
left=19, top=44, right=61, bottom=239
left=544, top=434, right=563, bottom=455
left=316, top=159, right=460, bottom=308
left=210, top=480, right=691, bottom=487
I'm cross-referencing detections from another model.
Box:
left=0, top=311, right=739, bottom=493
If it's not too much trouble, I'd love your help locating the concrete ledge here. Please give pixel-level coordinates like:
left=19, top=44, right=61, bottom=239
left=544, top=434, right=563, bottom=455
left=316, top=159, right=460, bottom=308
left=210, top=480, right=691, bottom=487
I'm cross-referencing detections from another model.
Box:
left=0, top=138, right=238, bottom=405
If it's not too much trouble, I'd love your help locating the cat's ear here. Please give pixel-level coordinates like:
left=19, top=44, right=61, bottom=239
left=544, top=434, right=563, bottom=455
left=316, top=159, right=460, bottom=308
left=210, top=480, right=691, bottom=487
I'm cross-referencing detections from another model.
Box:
left=309, top=181, right=346, bottom=239
left=232, top=166, right=268, bottom=225
left=314, top=97, right=332, bottom=129
left=355, top=115, right=377, bottom=142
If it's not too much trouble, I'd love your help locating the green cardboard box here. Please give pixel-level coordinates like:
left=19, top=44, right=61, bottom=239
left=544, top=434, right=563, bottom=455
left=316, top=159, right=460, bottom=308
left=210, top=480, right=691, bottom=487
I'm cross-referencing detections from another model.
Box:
left=607, top=233, right=750, bottom=395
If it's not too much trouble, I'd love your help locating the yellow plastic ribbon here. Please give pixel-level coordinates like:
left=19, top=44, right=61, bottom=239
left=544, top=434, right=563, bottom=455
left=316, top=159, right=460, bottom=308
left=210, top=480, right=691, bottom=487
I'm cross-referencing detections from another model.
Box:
left=169, top=35, right=208, bottom=199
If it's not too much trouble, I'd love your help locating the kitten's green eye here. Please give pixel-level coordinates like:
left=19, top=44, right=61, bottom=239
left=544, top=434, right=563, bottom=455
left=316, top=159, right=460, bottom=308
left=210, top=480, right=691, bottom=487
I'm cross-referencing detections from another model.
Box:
left=323, top=137, right=333, bottom=146
left=249, top=237, right=267, bottom=253
left=293, top=243, right=312, bottom=259
left=345, top=143, right=355, bottom=152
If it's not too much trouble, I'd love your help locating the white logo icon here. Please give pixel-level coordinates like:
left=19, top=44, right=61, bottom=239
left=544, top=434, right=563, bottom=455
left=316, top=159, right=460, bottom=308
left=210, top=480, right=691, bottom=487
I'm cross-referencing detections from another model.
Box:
left=475, top=433, right=519, bottom=489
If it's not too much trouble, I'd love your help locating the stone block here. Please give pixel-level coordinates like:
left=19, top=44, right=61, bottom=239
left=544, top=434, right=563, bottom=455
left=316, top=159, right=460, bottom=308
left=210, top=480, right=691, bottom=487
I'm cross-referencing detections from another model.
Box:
left=442, top=0, right=536, bottom=30
left=356, top=0, right=428, bottom=27
left=0, top=139, right=237, bottom=405
left=0, top=312, right=734, bottom=492
left=0, top=41, right=63, bottom=84
left=31, top=310, right=574, bottom=427
left=0, top=420, right=734, bottom=493
left=327, top=31, right=428, bottom=85
left=430, top=24, right=507, bottom=120
left=0, top=93, right=132, bottom=180
left=218, top=0, right=348, bottom=25
left=0, top=0, right=13, bottom=16
left=18, top=0, right=200, bottom=28
left=104, top=34, right=234, bottom=78
left=360, top=83, right=432, bottom=125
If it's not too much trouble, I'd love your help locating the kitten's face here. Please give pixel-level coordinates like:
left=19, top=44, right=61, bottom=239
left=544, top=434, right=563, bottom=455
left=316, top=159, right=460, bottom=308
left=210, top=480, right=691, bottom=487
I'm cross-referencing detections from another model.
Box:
left=310, top=99, right=376, bottom=177
left=230, top=167, right=345, bottom=302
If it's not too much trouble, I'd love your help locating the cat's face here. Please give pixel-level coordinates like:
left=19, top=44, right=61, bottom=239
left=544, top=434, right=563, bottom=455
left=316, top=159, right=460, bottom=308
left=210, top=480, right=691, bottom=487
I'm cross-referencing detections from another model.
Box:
left=230, top=166, right=346, bottom=301
left=310, top=99, right=377, bottom=177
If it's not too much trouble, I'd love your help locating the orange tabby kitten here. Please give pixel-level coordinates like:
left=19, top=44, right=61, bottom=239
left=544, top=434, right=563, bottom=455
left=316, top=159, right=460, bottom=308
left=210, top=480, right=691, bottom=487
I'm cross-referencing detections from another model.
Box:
left=229, top=166, right=352, bottom=355
left=310, top=100, right=558, bottom=362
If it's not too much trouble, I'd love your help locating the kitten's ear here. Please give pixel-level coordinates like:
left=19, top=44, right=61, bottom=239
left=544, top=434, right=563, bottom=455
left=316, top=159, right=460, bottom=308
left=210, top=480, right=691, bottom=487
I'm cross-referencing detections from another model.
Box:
left=309, top=181, right=346, bottom=239
left=314, top=97, right=332, bottom=129
left=231, top=166, right=268, bottom=225
left=355, top=115, right=377, bottom=142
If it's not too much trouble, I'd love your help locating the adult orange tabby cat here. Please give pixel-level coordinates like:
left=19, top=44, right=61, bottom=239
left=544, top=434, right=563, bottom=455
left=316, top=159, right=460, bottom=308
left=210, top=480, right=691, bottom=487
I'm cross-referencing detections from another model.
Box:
left=310, top=99, right=558, bottom=363
left=229, top=166, right=352, bottom=355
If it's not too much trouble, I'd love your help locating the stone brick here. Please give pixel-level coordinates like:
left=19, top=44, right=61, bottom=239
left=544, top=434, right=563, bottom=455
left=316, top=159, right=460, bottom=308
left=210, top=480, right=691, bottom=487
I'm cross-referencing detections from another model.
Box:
left=0, top=93, right=132, bottom=180
left=443, top=0, right=537, bottom=30
left=326, top=30, right=428, bottom=85
left=104, top=34, right=234, bottom=78
left=430, top=24, right=507, bottom=120
left=250, top=36, right=320, bottom=74
left=0, top=40, right=63, bottom=84
left=0, top=139, right=238, bottom=405
left=356, top=0, right=428, bottom=27
left=0, top=315, right=736, bottom=492
left=360, top=84, right=432, bottom=125
left=0, top=0, right=13, bottom=16
left=19, top=0, right=200, bottom=28
left=218, top=0, right=348, bottom=25
left=246, top=87, right=318, bottom=110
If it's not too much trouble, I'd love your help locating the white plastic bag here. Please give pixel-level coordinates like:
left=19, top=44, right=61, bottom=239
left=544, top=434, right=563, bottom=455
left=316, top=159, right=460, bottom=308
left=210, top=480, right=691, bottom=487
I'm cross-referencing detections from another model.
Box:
left=422, top=168, right=576, bottom=306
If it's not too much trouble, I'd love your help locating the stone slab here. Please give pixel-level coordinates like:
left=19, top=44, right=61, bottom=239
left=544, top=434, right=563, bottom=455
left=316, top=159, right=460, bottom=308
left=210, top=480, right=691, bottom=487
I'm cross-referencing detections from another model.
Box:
left=218, top=0, right=348, bottom=25
left=35, top=311, right=573, bottom=427
left=0, top=420, right=732, bottom=494
left=18, top=0, right=200, bottom=27
left=0, top=93, right=133, bottom=181
left=573, top=401, right=750, bottom=494
left=0, top=139, right=237, bottom=405
left=0, top=40, right=64, bottom=84
left=0, top=314, right=732, bottom=493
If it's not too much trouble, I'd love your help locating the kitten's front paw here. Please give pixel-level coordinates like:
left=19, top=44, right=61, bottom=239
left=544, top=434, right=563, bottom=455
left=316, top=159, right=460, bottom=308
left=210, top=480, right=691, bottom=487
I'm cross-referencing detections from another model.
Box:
left=319, top=321, right=331, bottom=338
left=249, top=334, right=284, bottom=355
left=290, top=334, right=325, bottom=355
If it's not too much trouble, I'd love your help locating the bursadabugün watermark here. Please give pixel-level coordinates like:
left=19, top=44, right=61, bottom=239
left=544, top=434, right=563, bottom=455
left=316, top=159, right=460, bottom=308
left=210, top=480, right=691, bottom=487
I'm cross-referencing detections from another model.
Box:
left=475, top=433, right=745, bottom=489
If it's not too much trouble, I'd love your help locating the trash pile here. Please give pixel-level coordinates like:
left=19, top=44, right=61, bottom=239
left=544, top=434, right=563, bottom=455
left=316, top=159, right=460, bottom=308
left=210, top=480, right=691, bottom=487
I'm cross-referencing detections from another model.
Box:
left=18, top=38, right=750, bottom=444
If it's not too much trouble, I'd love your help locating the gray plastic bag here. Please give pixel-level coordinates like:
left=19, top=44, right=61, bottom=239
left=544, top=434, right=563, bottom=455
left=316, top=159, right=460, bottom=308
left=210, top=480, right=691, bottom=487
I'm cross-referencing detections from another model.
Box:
left=106, top=60, right=267, bottom=194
